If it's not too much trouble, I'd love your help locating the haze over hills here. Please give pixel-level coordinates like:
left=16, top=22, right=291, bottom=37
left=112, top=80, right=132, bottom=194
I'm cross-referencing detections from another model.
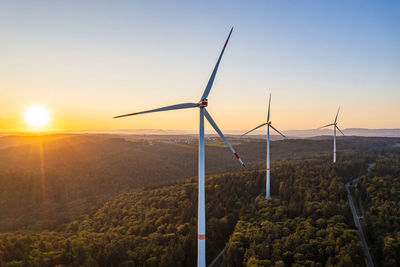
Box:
left=284, top=128, right=400, bottom=138
left=67, top=128, right=400, bottom=138
left=4, top=128, right=399, bottom=139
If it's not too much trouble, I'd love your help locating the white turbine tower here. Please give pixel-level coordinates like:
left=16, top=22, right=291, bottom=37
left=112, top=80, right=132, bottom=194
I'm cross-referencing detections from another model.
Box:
left=242, top=94, right=285, bottom=199
left=318, top=107, right=345, bottom=163
left=114, top=28, right=245, bottom=267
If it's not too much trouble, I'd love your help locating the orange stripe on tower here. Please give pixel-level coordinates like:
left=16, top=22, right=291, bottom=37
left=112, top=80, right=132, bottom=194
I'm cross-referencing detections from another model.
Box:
left=266, top=168, right=270, bottom=171
left=234, top=152, right=240, bottom=159
left=198, top=234, right=206, bottom=240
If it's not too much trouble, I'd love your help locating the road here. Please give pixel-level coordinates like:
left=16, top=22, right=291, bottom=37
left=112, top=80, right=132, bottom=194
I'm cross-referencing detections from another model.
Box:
left=208, top=245, right=226, bottom=267
left=345, top=179, right=374, bottom=267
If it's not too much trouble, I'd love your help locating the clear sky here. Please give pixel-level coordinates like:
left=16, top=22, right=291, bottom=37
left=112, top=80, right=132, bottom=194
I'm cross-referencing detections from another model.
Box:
left=1, top=0, right=399, bottom=133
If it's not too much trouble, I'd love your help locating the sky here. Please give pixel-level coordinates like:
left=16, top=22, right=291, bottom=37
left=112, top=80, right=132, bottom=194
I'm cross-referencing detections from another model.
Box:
left=0, top=0, right=399, bottom=133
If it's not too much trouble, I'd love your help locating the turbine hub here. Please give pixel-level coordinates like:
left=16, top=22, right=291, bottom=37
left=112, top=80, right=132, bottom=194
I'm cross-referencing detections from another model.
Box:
left=199, top=99, right=208, bottom=107
left=267, top=121, right=271, bottom=125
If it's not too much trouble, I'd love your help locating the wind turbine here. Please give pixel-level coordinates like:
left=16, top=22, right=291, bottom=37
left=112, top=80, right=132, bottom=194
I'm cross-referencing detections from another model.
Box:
left=113, top=28, right=245, bottom=267
left=242, top=94, right=285, bottom=199
left=318, top=107, right=345, bottom=163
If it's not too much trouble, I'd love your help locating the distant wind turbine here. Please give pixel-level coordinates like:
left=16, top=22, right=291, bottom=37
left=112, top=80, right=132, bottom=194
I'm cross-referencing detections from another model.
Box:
left=242, top=94, right=285, bottom=199
left=114, top=27, right=245, bottom=267
left=318, top=107, right=345, bottom=163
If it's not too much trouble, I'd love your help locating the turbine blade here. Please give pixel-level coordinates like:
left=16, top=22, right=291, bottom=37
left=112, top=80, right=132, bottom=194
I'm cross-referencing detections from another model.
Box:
left=267, top=93, right=271, bottom=122
left=318, top=123, right=334, bottom=129
left=270, top=124, right=286, bottom=138
left=334, top=106, right=340, bottom=123
left=204, top=109, right=246, bottom=168
left=200, top=27, right=233, bottom=100
left=241, top=122, right=268, bottom=136
left=113, top=103, right=198, bottom=118
left=336, top=125, right=345, bottom=136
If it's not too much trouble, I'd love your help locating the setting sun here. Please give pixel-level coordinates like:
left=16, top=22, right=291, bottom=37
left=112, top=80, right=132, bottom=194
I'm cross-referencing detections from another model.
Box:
left=24, top=105, right=51, bottom=128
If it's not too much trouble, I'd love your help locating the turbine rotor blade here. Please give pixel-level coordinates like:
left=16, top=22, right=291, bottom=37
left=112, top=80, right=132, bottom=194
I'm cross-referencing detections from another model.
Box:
left=241, top=122, right=268, bottom=136
left=113, top=103, right=198, bottom=118
left=318, top=123, right=334, bottom=129
left=200, top=27, right=233, bottom=100
left=204, top=109, right=246, bottom=168
left=270, top=124, right=286, bottom=138
left=267, top=93, right=271, bottom=122
left=334, top=106, right=340, bottom=123
left=336, top=125, right=345, bottom=136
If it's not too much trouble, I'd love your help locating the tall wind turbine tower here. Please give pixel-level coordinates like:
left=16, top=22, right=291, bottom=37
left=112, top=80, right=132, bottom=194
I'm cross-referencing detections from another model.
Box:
left=319, top=107, right=345, bottom=163
left=242, top=94, right=285, bottom=199
left=114, top=28, right=245, bottom=267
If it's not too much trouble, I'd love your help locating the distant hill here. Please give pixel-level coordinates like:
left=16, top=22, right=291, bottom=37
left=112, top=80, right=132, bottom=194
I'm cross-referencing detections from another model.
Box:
left=3, top=128, right=400, bottom=139
left=284, top=128, right=400, bottom=138
left=73, top=128, right=400, bottom=138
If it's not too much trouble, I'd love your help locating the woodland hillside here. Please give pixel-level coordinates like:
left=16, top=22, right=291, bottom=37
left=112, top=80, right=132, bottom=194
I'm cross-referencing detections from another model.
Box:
left=0, top=148, right=390, bottom=266
left=354, top=153, right=400, bottom=266
left=1, top=134, right=396, bottom=232
left=0, top=135, right=399, bottom=266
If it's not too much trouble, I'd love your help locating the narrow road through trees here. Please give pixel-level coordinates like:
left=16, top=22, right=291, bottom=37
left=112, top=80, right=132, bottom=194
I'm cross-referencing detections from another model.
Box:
left=345, top=179, right=374, bottom=267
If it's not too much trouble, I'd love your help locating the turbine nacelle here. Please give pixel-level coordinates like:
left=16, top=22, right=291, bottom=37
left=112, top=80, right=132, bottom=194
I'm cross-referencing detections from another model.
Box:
left=317, top=107, right=344, bottom=136
left=241, top=94, right=285, bottom=138
left=198, top=99, right=208, bottom=107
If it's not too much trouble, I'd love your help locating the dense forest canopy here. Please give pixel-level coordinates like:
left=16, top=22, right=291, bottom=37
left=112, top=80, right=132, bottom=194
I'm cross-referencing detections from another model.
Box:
left=0, top=134, right=399, bottom=266
left=354, top=153, right=400, bottom=266
left=1, top=134, right=395, bottom=232
left=226, top=157, right=369, bottom=266
left=0, top=169, right=265, bottom=266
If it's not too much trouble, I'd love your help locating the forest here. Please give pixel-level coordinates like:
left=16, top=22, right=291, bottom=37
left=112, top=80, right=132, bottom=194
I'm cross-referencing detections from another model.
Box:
left=0, top=169, right=265, bottom=266
left=0, top=134, right=399, bottom=266
left=354, top=153, right=400, bottom=266
left=1, top=134, right=392, bottom=232
left=226, top=157, right=368, bottom=266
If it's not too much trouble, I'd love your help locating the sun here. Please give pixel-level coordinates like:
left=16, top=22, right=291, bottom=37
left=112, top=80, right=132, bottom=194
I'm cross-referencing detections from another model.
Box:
left=24, top=105, right=51, bottom=128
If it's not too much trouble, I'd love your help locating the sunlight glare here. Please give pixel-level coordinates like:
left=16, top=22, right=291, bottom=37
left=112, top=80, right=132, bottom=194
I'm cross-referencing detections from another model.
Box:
left=24, top=105, right=51, bottom=128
